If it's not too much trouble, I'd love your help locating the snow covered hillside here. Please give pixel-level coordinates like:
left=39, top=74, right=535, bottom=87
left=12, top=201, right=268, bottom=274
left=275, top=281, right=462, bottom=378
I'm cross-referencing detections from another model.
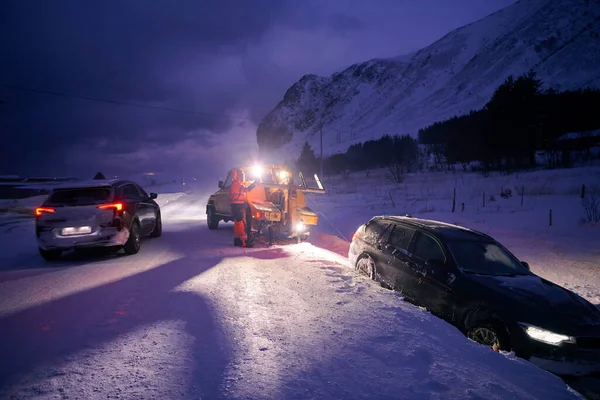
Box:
left=0, top=165, right=599, bottom=398
left=257, top=0, right=600, bottom=160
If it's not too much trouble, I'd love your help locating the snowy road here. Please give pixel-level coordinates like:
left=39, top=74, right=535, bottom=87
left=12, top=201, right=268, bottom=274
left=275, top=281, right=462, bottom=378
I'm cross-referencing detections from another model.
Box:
left=0, top=191, right=587, bottom=399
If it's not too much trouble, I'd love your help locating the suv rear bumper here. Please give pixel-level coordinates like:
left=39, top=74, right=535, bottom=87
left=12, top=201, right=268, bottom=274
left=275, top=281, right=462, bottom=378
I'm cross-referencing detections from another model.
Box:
left=37, top=226, right=129, bottom=251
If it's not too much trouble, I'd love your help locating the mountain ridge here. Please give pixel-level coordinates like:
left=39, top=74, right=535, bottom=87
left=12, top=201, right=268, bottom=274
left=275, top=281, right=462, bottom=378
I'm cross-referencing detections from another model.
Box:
left=256, top=0, right=600, bottom=161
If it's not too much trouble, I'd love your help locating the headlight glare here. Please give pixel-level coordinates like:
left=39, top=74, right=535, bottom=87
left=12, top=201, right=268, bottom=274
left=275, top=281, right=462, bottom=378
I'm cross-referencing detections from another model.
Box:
left=252, top=165, right=263, bottom=178
left=521, top=323, right=575, bottom=345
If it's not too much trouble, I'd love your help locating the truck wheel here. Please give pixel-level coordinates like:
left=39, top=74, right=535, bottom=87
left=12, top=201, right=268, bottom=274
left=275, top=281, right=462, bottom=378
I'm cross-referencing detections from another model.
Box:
left=207, top=207, right=219, bottom=230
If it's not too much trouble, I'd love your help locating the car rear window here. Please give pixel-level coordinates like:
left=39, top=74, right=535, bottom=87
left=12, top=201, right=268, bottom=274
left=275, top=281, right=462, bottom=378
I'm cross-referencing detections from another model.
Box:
left=48, top=187, right=113, bottom=205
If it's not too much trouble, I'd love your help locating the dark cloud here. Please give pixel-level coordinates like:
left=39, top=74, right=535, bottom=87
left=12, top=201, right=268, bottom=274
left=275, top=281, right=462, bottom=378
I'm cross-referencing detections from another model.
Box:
left=0, top=0, right=516, bottom=179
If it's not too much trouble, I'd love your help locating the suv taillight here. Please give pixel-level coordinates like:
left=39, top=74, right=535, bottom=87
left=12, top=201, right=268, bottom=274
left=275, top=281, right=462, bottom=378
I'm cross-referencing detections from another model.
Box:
left=97, top=203, right=124, bottom=212
left=35, top=207, right=55, bottom=219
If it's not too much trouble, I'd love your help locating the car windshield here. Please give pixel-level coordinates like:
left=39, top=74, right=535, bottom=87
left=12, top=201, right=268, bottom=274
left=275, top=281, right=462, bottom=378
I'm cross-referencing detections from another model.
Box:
left=446, top=240, right=529, bottom=276
left=48, top=187, right=112, bottom=206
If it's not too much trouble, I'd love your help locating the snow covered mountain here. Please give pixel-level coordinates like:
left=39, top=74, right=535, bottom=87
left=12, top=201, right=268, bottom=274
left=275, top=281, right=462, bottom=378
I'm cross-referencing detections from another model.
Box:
left=256, top=0, right=600, bottom=161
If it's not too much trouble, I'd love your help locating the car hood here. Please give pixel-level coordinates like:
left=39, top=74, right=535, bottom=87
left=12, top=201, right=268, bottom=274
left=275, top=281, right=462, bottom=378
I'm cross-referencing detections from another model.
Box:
left=463, top=273, right=600, bottom=334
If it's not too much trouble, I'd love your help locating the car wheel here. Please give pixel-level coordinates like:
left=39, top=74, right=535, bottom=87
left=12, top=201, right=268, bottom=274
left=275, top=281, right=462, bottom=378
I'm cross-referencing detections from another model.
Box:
left=150, top=210, right=162, bottom=237
left=356, top=255, right=376, bottom=280
left=123, top=221, right=141, bottom=255
left=467, top=321, right=511, bottom=352
left=39, top=247, right=62, bottom=261
left=207, top=207, right=219, bottom=230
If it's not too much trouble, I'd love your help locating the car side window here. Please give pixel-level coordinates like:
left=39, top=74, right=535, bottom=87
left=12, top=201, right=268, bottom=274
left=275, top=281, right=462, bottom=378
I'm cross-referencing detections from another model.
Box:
left=136, top=185, right=150, bottom=199
left=412, top=233, right=446, bottom=263
left=364, top=221, right=390, bottom=245
left=387, top=224, right=416, bottom=252
left=223, top=171, right=232, bottom=188
left=122, top=184, right=143, bottom=200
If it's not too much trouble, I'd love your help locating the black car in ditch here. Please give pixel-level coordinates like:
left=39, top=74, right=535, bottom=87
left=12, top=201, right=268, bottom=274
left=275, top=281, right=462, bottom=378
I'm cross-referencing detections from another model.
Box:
left=349, top=215, right=600, bottom=376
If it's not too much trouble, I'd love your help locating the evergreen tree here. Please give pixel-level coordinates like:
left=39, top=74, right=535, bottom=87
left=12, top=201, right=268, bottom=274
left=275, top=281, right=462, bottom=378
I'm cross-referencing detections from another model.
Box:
left=296, top=141, right=318, bottom=175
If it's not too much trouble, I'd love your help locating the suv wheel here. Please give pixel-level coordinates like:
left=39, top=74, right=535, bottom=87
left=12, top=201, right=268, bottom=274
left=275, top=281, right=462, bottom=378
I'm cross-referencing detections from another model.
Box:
left=123, top=221, right=141, bottom=255
left=207, top=207, right=219, bottom=230
left=39, top=247, right=62, bottom=261
left=150, top=211, right=162, bottom=237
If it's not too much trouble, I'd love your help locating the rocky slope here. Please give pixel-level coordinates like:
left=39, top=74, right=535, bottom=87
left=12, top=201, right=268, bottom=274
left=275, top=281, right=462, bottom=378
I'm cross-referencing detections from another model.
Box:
left=257, top=0, right=600, bottom=160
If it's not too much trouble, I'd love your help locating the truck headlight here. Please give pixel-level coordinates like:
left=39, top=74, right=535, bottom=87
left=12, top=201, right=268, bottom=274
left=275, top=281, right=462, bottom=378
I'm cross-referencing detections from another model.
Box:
left=296, top=222, right=305, bottom=232
left=252, top=165, right=263, bottom=178
left=279, top=170, right=289, bottom=180
left=520, top=323, right=575, bottom=345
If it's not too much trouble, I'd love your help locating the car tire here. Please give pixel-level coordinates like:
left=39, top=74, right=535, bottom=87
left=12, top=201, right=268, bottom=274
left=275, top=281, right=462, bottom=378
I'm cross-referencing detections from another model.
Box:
left=356, top=255, right=376, bottom=280
left=123, top=221, right=141, bottom=255
left=467, top=320, right=511, bottom=352
left=39, top=247, right=62, bottom=261
left=207, top=207, right=219, bottom=230
left=150, top=210, right=162, bottom=238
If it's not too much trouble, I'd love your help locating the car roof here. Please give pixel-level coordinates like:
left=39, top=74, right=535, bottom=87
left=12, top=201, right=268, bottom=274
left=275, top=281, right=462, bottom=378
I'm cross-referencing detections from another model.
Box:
left=49, top=179, right=134, bottom=190
left=368, top=215, right=494, bottom=242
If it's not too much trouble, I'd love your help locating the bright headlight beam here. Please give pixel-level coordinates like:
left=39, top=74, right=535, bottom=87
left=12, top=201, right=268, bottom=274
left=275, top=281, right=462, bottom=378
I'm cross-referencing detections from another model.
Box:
left=252, top=165, right=263, bottom=178
left=522, top=324, right=575, bottom=345
left=279, top=170, right=288, bottom=180
left=295, top=222, right=305, bottom=232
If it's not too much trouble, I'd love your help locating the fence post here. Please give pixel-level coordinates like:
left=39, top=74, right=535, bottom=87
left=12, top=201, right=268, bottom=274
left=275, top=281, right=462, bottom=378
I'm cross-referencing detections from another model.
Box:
left=388, top=190, right=395, bottom=208
left=483, top=192, right=486, bottom=208
left=461, top=202, right=465, bottom=212
left=452, top=187, right=456, bottom=213
left=521, top=186, right=524, bottom=206
left=581, top=184, right=586, bottom=199
left=549, top=209, right=552, bottom=227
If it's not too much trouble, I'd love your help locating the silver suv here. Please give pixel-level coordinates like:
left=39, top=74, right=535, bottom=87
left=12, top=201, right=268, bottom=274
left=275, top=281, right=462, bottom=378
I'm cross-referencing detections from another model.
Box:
left=35, top=179, right=162, bottom=261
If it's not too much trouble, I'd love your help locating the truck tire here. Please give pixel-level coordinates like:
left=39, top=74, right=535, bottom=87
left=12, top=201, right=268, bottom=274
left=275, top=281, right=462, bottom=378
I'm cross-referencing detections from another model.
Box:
left=207, top=206, right=219, bottom=230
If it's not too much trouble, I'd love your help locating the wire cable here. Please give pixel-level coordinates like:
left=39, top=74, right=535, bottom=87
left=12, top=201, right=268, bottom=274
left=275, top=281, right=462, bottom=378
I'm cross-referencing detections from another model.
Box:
left=0, top=83, right=251, bottom=120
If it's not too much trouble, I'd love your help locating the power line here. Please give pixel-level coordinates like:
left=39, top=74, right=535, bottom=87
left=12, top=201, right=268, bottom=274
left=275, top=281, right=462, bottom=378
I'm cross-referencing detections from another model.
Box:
left=0, top=83, right=251, bottom=121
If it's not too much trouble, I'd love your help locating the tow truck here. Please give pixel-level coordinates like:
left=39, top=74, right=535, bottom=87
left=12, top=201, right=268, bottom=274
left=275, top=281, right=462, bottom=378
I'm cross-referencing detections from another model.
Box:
left=205, top=164, right=326, bottom=245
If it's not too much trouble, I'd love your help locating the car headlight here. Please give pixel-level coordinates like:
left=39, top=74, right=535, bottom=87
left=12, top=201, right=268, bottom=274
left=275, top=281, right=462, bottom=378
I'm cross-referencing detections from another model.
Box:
left=520, top=323, right=576, bottom=345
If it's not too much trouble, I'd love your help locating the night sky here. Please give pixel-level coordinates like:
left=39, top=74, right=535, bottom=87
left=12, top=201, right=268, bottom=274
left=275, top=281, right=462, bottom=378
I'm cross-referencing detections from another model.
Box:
left=0, top=0, right=516, bottom=180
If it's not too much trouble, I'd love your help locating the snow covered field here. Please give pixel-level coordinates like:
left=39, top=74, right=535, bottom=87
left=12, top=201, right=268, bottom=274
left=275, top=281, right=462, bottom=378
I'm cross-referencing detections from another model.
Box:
left=0, top=167, right=598, bottom=399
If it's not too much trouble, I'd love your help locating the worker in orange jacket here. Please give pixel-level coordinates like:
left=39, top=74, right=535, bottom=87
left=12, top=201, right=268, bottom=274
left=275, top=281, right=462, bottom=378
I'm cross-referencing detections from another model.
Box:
left=230, top=168, right=257, bottom=247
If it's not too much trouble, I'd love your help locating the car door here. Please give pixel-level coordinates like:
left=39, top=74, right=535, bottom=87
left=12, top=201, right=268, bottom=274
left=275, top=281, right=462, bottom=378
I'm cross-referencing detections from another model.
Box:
left=120, top=184, right=151, bottom=234
left=380, top=223, right=419, bottom=300
left=215, top=170, right=233, bottom=216
left=134, top=184, right=158, bottom=234
left=408, top=232, right=456, bottom=320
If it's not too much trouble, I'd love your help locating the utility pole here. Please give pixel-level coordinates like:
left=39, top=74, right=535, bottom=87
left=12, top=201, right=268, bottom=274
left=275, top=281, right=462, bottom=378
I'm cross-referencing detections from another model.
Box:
left=319, top=123, right=323, bottom=178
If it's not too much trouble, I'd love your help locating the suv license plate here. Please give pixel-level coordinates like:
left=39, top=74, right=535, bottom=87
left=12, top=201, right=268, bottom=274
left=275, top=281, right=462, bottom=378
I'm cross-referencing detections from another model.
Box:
left=62, top=226, right=92, bottom=235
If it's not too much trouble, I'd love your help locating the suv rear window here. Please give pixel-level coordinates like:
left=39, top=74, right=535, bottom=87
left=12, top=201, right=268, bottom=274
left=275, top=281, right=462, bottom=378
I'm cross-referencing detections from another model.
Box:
left=48, top=187, right=113, bottom=205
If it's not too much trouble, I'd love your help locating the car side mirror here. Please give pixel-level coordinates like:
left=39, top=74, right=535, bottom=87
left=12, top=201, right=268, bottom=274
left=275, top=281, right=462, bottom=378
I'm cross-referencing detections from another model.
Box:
left=218, top=180, right=224, bottom=189
left=149, top=192, right=158, bottom=199
left=521, top=261, right=530, bottom=270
